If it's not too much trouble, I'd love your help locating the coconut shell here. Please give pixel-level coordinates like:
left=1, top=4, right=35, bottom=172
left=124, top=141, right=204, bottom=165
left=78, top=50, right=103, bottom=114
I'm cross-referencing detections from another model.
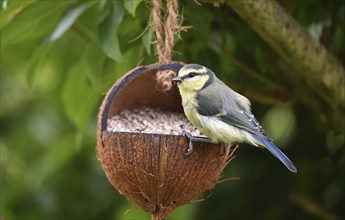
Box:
left=97, top=63, right=235, bottom=218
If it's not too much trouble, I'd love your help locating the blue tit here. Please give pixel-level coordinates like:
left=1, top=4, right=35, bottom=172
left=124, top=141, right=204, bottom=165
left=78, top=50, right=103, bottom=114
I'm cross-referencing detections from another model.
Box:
left=172, top=64, right=297, bottom=173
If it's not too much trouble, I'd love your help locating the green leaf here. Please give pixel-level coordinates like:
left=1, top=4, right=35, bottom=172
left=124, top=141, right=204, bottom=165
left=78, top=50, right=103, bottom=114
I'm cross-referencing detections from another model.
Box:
left=1, top=1, right=71, bottom=48
left=0, top=0, right=35, bottom=29
left=61, top=59, right=99, bottom=132
left=99, top=0, right=107, bottom=12
left=97, top=0, right=124, bottom=61
left=26, top=42, right=54, bottom=87
left=84, top=43, right=106, bottom=91
left=48, top=1, right=96, bottom=42
left=142, top=28, right=153, bottom=55
left=184, top=4, right=213, bottom=44
left=124, top=0, right=142, bottom=17
left=114, top=44, right=144, bottom=76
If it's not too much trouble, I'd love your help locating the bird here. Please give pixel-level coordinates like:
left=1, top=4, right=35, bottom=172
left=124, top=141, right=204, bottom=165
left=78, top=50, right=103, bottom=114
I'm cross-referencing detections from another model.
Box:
left=171, top=64, right=297, bottom=173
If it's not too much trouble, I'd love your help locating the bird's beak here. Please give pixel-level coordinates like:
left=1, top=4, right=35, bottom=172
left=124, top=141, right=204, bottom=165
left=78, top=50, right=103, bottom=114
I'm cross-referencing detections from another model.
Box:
left=172, top=76, right=182, bottom=82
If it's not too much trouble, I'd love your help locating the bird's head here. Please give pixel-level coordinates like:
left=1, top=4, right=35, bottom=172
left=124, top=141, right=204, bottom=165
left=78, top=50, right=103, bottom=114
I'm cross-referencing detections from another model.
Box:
left=172, top=64, right=213, bottom=92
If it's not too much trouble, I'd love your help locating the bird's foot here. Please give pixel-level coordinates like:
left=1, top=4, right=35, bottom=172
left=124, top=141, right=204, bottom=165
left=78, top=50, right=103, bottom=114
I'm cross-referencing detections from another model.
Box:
left=180, top=130, right=214, bottom=156
left=181, top=130, right=193, bottom=139
left=184, top=140, right=194, bottom=156
left=181, top=130, right=194, bottom=155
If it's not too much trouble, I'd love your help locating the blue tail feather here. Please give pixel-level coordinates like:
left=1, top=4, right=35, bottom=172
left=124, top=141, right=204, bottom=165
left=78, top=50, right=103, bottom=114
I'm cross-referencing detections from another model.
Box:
left=255, top=136, right=297, bottom=173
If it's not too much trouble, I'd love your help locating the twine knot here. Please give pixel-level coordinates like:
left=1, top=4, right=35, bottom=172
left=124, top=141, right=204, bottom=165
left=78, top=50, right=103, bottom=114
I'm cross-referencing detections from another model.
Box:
left=152, top=0, right=180, bottom=91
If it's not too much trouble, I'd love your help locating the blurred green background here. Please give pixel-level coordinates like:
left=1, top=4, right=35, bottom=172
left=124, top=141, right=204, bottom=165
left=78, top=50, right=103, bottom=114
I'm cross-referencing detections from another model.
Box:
left=1, top=0, right=344, bottom=219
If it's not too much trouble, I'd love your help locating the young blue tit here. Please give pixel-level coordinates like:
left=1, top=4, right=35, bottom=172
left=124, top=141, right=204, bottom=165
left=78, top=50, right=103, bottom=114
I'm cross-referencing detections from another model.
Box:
left=172, top=64, right=297, bottom=173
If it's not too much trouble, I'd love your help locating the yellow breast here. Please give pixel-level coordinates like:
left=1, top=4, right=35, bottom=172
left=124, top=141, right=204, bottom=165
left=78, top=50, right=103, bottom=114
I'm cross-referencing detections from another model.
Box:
left=180, top=92, right=204, bottom=131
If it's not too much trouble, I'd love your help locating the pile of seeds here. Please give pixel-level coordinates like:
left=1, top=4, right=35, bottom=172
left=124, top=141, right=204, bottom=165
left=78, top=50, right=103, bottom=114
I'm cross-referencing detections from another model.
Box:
left=107, top=107, right=202, bottom=136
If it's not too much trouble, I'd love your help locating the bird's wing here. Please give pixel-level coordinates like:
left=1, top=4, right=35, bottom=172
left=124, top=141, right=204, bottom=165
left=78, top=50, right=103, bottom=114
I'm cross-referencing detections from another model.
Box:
left=196, top=85, right=272, bottom=141
left=219, top=109, right=272, bottom=141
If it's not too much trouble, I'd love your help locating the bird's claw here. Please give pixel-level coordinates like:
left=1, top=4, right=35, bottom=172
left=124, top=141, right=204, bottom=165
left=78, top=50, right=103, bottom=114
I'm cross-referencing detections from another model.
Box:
left=181, top=130, right=192, bottom=139
left=183, top=140, right=194, bottom=156
left=181, top=130, right=224, bottom=156
left=181, top=130, right=194, bottom=156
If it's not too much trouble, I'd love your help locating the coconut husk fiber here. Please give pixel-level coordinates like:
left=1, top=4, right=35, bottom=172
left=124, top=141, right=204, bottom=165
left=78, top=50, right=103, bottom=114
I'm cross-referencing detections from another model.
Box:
left=97, top=63, right=236, bottom=219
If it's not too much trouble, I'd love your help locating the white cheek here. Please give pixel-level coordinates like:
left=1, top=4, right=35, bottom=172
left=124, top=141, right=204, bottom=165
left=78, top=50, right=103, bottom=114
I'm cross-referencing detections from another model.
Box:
left=178, top=76, right=208, bottom=91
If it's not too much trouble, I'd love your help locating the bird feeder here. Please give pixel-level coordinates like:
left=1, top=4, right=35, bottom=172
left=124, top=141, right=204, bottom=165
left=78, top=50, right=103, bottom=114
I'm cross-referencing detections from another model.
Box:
left=97, top=62, right=235, bottom=219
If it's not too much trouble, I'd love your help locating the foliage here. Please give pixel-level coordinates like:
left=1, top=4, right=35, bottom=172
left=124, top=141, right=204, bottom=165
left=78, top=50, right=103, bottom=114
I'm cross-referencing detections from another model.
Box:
left=1, top=0, right=344, bottom=219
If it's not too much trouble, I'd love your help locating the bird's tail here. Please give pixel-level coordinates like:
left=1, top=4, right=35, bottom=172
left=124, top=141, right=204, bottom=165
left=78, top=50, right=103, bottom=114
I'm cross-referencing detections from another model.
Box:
left=255, top=135, right=297, bottom=173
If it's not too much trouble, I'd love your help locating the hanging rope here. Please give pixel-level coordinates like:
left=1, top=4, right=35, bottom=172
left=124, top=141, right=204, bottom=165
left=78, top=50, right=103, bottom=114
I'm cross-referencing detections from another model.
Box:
left=151, top=0, right=179, bottom=91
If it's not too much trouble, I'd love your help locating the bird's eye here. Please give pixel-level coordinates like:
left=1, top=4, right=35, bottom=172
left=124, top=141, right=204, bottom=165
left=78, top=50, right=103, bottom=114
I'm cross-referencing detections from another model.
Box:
left=188, top=72, right=198, bottom=78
